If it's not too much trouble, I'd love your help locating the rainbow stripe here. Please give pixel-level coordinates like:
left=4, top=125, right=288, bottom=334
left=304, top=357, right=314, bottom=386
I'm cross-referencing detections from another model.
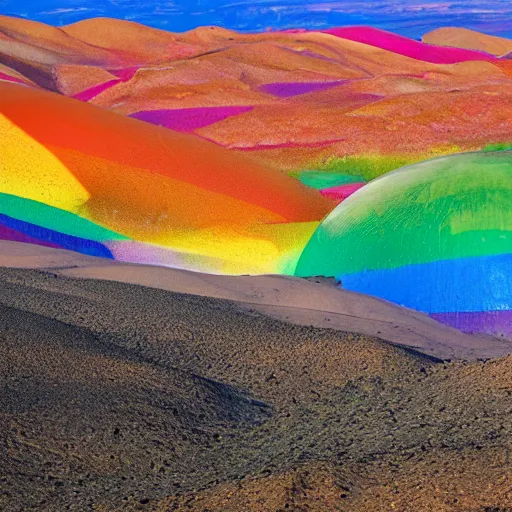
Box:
left=0, top=82, right=331, bottom=275
left=296, top=151, right=512, bottom=338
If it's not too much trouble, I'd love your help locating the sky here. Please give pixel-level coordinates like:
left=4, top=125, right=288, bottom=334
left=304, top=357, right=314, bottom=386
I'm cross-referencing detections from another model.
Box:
left=1, top=0, right=512, bottom=39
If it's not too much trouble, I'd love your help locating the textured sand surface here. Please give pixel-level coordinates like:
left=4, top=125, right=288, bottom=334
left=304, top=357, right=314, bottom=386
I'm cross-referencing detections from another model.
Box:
left=1, top=241, right=510, bottom=360
left=423, top=27, right=512, bottom=57
left=2, top=16, right=512, bottom=174
left=2, top=255, right=512, bottom=511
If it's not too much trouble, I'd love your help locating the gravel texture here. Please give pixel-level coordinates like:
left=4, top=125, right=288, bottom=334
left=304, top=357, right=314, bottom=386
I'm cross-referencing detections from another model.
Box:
left=1, top=268, right=512, bottom=511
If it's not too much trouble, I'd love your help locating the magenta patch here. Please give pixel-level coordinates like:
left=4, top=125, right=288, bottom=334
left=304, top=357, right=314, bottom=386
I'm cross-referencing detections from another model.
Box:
left=260, top=81, right=347, bottom=98
left=319, top=182, right=366, bottom=202
left=321, top=26, right=496, bottom=64
left=73, top=67, right=137, bottom=102
left=129, top=106, right=253, bottom=132
left=0, top=225, right=62, bottom=249
left=73, top=79, right=122, bottom=101
left=109, top=67, right=138, bottom=80
left=0, top=72, right=27, bottom=85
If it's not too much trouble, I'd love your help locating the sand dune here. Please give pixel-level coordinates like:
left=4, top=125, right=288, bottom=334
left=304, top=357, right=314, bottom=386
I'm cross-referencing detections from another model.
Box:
left=1, top=240, right=509, bottom=360
left=2, top=243, right=512, bottom=511
left=2, top=15, right=512, bottom=171
left=323, top=26, right=497, bottom=63
left=424, top=27, right=512, bottom=58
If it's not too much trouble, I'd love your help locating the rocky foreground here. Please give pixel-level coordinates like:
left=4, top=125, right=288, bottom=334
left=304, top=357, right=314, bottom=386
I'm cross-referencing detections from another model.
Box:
left=1, top=266, right=512, bottom=511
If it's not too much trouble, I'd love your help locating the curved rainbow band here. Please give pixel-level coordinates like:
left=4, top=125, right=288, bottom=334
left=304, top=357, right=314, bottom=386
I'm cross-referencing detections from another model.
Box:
left=296, top=151, right=512, bottom=338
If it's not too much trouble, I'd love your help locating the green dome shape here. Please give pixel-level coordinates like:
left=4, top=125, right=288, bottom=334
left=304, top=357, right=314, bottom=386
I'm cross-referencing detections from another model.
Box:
left=295, top=151, right=512, bottom=338
left=295, top=151, right=512, bottom=278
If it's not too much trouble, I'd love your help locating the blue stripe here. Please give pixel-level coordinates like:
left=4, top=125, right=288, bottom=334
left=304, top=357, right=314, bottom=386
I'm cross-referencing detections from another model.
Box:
left=0, top=214, right=114, bottom=259
left=339, top=253, right=512, bottom=314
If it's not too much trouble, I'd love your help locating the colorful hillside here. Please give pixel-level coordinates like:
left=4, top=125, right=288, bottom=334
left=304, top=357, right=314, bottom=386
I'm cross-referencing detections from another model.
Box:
left=295, top=151, right=512, bottom=338
left=423, top=27, right=512, bottom=58
left=0, top=82, right=331, bottom=274
left=1, top=15, right=512, bottom=337
left=1, top=16, right=511, bottom=176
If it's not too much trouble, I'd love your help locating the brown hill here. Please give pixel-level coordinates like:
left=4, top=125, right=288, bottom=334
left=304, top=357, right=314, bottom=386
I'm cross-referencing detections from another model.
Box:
left=1, top=251, right=512, bottom=511
left=423, top=27, right=512, bottom=57
left=1, top=241, right=508, bottom=360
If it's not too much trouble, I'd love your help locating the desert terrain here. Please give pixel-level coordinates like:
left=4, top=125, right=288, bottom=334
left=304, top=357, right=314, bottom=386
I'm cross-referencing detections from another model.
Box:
left=1, top=241, right=512, bottom=511
left=1, top=14, right=511, bottom=511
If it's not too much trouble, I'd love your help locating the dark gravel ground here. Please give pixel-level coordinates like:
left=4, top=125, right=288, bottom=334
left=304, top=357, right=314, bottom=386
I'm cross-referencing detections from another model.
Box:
left=1, top=268, right=512, bottom=511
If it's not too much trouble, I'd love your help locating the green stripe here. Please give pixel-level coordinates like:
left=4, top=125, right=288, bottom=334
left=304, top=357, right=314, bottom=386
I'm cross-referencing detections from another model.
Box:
left=298, top=171, right=364, bottom=189
left=0, top=193, right=129, bottom=242
left=296, top=151, right=512, bottom=277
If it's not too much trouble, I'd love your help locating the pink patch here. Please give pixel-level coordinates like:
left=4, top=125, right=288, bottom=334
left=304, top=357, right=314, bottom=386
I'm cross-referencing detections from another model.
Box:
left=0, top=71, right=27, bottom=85
left=73, top=67, right=137, bottom=102
left=320, top=27, right=496, bottom=64
left=73, top=79, right=122, bottom=101
left=129, top=106, right=253, bottom=132
left=260, top=81, right=347, bottom=98
left=319, top=182, right=365, bottom=202
left=108, top=67, right=139, bottom=81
